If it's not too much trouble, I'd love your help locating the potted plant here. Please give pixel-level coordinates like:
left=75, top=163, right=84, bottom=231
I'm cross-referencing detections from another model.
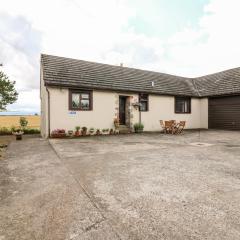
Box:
left=109, top=128, right=114, bottom=135
left=19, top=117, right=28, bottom=130
left=75, top=126, right=81, bottom=136
left=68, top=130, right=74, bottom=137
left=89, top=127, right=95, bottom=135
left=114, top=118, right=120, bottom=128
left=102, top=129, right=109, bottom=135
left=96, top=129, right=101, bottom=135
left=81, top=126, right=88, bottom=136
left=51, top=129, right=66, bottom=138
left=12, top=128, right=24, bottom=140
left=134, top=123, right=144, bottom=133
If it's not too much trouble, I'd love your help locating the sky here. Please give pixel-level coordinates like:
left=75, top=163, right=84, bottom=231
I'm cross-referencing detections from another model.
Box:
left=1, top=0, right=240, bottom=113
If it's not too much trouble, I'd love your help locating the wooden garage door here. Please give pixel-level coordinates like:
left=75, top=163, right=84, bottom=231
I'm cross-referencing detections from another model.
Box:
left=209, top=96, right=240, bottom=130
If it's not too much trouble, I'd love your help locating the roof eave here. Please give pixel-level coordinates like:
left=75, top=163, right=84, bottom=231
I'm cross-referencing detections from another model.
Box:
left=44, top=82, right=198, bottom=97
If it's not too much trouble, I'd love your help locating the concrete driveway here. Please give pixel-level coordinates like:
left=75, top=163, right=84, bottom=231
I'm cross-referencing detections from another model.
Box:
left=1, top=131, right=240, bottom=239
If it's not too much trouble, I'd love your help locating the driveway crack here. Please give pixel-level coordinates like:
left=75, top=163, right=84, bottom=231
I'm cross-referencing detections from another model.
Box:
left=48, top=140, right=122, bottom=239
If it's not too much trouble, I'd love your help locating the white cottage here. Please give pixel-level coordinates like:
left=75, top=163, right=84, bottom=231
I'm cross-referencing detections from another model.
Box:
left=40, top=54, right=240, bottom=137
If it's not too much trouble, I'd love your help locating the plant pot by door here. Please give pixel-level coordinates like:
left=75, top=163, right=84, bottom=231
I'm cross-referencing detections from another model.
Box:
left=16, top=134, right=22, bottom=140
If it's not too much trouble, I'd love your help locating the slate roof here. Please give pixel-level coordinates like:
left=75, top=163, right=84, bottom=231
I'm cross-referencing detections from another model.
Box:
left=41, top=54, right=240, bottom=97
left=194, top=68, right=240, bottom=97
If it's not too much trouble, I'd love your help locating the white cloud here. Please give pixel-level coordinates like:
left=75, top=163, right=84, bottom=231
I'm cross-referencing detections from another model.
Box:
left=1, top=0, right=240, bottom=112
left=163, top=0, right=240, bottom=76
left=6, top=89, right=39, bottom=113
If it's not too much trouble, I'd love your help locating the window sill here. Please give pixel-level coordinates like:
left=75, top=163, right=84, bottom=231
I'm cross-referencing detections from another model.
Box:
left=175, top=112, right=191, bottom=114
left=69, top=109, right=92, bottom=111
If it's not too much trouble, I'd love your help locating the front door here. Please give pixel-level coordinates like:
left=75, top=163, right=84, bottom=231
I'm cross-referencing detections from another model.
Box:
left=119, top=96, right=126, bottom=125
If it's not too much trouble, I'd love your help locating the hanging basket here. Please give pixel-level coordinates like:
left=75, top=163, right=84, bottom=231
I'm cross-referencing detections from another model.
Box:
left=132, top=102, right=141, bottom=109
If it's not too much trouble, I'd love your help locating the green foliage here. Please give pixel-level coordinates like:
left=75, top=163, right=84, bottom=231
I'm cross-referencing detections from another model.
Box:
left=0, top=127, right=40, bottom=135
left=89, top=127, right=95, bottom=133
left=134, top=123, right=144, bottom=132
left=102, top=128, right=109, bottom=133
left=0, top=127, right=11, bottom=135
left=10, top=125, right=16, bottom=132
left=75, top=126, right=80, bottom=131
left=0, top=71, right=18, bottom=110
left=23, top=128, right=40, bottom=134
left=82, top=126, right=87, bottom=131
left=19, top=117, right=28, bottom=128
left=68, top=130, right=74, bottom=135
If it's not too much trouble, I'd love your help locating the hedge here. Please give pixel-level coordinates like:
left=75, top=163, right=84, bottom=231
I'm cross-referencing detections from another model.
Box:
left=0, top=127, right=40, bottom=135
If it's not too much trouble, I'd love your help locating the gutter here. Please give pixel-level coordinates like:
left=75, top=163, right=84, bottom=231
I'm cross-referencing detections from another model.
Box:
left=46, top=88, right=50, bottom=137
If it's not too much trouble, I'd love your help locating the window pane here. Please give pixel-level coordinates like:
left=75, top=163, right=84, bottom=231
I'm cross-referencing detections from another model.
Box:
left=184, top=101, right=189, bottom=112
left=140, top=94, right=148, bottom=101
left=72, top=93, right=80, bottom=108
left=139, top=94, right=148, bottom=111
left=175, top=97, right=190, bottom=113
left=81, top=99, right=90, bottom=109
left=81, top=93, right=89, bottom=99
left=140, top=102, right=147, bottom=111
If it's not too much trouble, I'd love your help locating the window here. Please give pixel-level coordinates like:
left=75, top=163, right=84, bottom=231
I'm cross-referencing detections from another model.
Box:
left=175, top=97, right=191, bottom=113
left=69, top=90, right=92, bottom=110
left=139, top=93, right=149, bottom=111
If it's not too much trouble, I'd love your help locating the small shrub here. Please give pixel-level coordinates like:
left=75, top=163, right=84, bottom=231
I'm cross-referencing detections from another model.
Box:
left=134, top=123, right=144, bottom=133
left=89, top=127, right=95, bottom=134
left=23, top=128, right=40, bottom=134
left=114, top=118, right=120, bottom=128
left=102, top=128, right=109, bottom=134
left=75, top=126, right=81, bottom=131
left=96, top=129, right=101, bottom=135
left=19, top=117, right=28, bottom=129
left=11, top=126, right=16, bottom=132
left=81, top=127, right=88, bottom=136
left=0, top=127, right=11, bottom=135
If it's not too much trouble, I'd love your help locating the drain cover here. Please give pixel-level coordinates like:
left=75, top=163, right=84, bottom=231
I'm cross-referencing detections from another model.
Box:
left=190, top=142, right=213, bottom=147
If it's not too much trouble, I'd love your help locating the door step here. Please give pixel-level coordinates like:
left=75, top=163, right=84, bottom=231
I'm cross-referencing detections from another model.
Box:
left=119, top=125, right=131, bottom=134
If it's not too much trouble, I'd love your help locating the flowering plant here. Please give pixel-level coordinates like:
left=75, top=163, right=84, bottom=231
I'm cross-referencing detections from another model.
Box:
left=114, top=117, right=120, bottom=128
left=51, top=129, right=66, bottom=138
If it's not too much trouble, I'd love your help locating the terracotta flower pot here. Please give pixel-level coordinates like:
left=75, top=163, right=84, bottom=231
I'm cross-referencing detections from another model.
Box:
left=75, top=131, right=80, bottom=136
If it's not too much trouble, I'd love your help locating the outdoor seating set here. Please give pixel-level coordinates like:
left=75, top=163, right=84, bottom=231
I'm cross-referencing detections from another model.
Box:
left=160, top=120, right=186, bottom=134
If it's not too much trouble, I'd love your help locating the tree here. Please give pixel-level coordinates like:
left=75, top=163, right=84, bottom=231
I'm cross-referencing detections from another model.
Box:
left=0, top=71, right=18, bottom=110
left=19, top=117, right=28, bottom=129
